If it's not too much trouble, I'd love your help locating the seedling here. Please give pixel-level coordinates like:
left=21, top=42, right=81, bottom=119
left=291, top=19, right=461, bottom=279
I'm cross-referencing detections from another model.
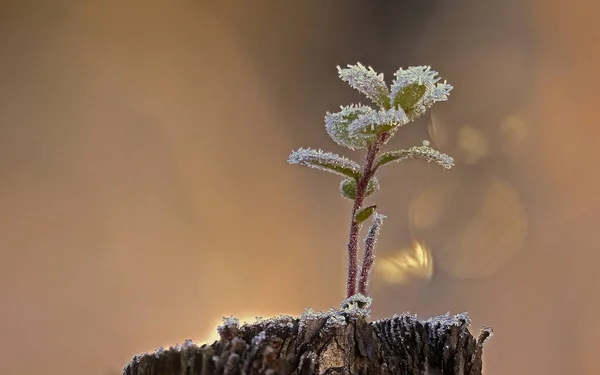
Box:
left=288, top=63, right=454, bottom=299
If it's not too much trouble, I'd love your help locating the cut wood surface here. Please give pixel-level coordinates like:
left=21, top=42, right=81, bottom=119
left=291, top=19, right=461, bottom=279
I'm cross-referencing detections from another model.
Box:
left=123, top=307, right=492, bottom=375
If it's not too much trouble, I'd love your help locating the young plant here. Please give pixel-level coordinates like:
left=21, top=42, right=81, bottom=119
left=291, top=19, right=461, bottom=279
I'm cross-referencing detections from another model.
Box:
left=288, top=63, right=454, bottom=299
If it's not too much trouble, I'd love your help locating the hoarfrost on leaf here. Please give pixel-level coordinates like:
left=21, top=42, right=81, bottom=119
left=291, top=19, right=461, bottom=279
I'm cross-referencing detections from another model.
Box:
left=348, top=107, right=410, bottom=137
left=337, top=63, right=390, bottom=108
left=390, top=66, right=453, bottom=119
left=288, top=148, right=362, bottom=179
left=325, top=104, right=376, bottom=150
left=375, top=140, right=454, bottom=170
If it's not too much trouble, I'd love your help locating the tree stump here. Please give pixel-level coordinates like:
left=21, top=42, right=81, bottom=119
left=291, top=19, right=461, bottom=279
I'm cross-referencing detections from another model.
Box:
left=123, top=304, right=492, bottom=375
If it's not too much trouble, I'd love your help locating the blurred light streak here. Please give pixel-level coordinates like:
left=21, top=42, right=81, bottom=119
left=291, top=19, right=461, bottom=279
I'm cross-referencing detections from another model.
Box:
left=376, top=241, right=434, bottom=285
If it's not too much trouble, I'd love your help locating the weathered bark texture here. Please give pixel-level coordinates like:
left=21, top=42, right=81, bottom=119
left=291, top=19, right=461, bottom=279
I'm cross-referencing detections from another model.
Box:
left=123, top=312, right=492, bottom=375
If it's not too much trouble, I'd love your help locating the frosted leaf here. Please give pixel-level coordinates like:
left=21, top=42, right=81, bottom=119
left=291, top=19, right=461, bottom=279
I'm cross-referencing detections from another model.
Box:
left=390, top=66, right=453, bottom=119
left=339, top=177, right=380, bottom=200
left=348, top=107, right=410, bottom=136
left=288, top=148, right=362, bottom=179
left=337, top=63, right=390, bottom=108
left=325, top=104, right=376, bottom=150
left=374, top=141, right=454, bottom=170
left=354, top=204, right=377, bottom=224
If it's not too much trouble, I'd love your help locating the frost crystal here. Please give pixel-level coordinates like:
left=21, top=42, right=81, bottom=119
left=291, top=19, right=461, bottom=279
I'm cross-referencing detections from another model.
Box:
left=299, top=307, right=351, bottom=333
left=325, top=104, right=375, bottom=150
left=251, top=331, right=267, bottom=346
left=348, top=107, right=410, bottom=136
left=426, top=312, right=472, bottom=339
left=217, top=316, right=240, bottom=335
left=325, top=314, right=347, bottom=330
left=153, top=347, right=165, bottom=358
left=288, top=148, right=361, bottom=179
left=340, top=293, right=373, bottom=316
left=390, top=66, right=453, bottom=115
left=337, top=63, right=390, bottom=107
left=370, top=213, right=386, bottom=230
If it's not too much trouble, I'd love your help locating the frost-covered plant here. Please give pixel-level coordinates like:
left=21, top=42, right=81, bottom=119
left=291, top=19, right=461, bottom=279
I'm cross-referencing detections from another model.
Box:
left=288, top=63, right=454, bottom=299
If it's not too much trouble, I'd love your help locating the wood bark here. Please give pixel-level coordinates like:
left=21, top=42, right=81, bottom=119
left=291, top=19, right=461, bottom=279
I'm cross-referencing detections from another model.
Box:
left=123, top=311, right=492, bottom=375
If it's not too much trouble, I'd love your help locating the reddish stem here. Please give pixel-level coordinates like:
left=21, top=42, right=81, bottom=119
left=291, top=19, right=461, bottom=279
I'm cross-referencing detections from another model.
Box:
left=358, top=224, right=377, bottom=295
left=345, top=133, right=388, bottom=298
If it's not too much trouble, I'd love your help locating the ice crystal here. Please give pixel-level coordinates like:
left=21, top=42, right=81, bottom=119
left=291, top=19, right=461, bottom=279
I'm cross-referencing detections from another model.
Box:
left=298, top=306, right=353, bottom=333
left=325, top=104, right=375, bottom=150
left=251, top=331, right=267, bottom=346
left=217, top=316, right=240, bottom=335
left=288, top=148, right=361, bottom=179
left=348, top=107, right=410, bottom=136
left=337, top=63, right=390, bottom=108
left=426, top=312, right=472, bottom=336
left=325, top=313, right=347, bottom=330
left=340, top=293, right=373, bottom=316
left=153, top=347, right=165, bottom=358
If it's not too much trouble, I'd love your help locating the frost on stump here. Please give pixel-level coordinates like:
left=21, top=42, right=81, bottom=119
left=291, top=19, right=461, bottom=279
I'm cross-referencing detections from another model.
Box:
left=123, top=64, right=493, bottom=375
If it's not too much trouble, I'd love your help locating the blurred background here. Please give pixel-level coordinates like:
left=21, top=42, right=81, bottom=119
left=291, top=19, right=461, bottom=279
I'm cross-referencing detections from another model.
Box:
left=1, top=0, right=599, bottom=374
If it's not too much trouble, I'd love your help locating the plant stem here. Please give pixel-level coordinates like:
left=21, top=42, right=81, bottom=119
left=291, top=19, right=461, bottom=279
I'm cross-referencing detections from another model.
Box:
left=345, top=133, right=387, bottom=298
left=358, top=221, right=378, bottom=296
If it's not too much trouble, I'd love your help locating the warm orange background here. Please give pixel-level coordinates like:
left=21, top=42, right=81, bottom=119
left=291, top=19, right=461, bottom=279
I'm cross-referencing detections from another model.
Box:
left=1, top=1, right=599, bottom=374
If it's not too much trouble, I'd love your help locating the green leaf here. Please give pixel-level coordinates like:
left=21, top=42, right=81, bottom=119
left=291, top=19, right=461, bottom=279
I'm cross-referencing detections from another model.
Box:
left=340, top=178, right=358, bottom=200
left=288, top=148, right=362, bottom=179
left=374, top=150, right=409, bottom=169
left=355, top=205, right=377, bottom=225
left=392, top=83, right=427, bottom=112
left=339, top=177, right=380, bottom=200
left=374, top=141, right=454, bottom=170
